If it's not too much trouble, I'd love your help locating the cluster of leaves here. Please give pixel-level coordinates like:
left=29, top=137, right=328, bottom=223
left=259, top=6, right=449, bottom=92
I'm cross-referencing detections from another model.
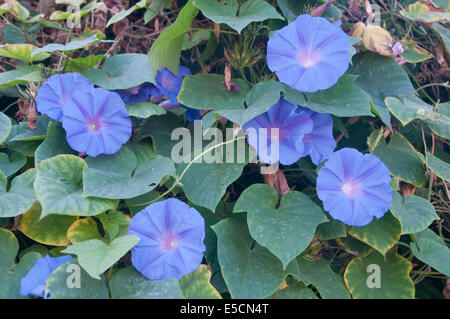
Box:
left=0, top=0, right=449, bottom=299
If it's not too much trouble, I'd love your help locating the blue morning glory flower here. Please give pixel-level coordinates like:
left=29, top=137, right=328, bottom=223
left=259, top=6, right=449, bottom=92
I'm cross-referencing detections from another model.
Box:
left=316, top=148, right=392, bottom=226
left=20, top=255, right=73, bottom=298
left=36, top=73, right=93, bottom=121
left=128, top=198, right=206, bottom=280
left=298, top=107, right=336, bottom=165
left=242, top=98, right=313, bottom=165
left=114, top=83, right=161, bottom=105
left=267, top=14, right=350, bottom=92
left=182, top=105, right=202, bottom=122
left=155, top=66, right=191, bottom=104
left=61, top=87, right=132, bottom=157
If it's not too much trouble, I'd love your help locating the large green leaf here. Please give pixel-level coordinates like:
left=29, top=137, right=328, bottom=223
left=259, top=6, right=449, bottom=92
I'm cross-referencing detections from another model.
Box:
left=389, top=192, right=439, bottom=234
left=400, top=2, right=450, bottom=23
left=34, top=155, right=118, bottom=217
left=0, top=168, right=37, bottom=218
left=83, top=148, right=175, bottom=199
left=62, top=235, right=139, bottom=279
left=30, top=34, right=105, bottom=57
left=410, top=229, right=450, bottom=276
left=178, top=73, right=250, bottom=111
left=234, top=184, right=326, bottom=268
left=419, top=152, right=450, bottom=182
left=193, top=0, right=283, bottom=33
left=347, top=212, right=401, bottom=256
left=385, top=97, right=449, bottom=139
left=83, top=53, right=157, bottom=90
left=344, top=250, right=414, bottom=298
left=212, top=215, right=286, bottom=298
left=283, top=75, right=373, bottom=118
left=0, top=65, right=42, bottom=90
left=18, top=202, right=77, bottom=246
left=177, top=144, right=249, bottom=212
left=217, top=80, right=282, bottom=126
left=0, top=251, right=41, bottom=299
left=46, top=260, right=109, bottom=299
left=0, top=43, right=50, bottom=62
left=0, top=112, right=12, bottom=144
left=349, top=52, right=415, bottom=128
left=6, top=123, right=43, bottom=157
left=35, top=122, right=76, bottom=165
left=148, top=0, right=198, bottom=73
left=8, top=115, right=50, bottom=142
left=0, top=152, right=26, bottom=177
left=179, top=265, right=221, bottom=299
left=126, top=102, right=166, bottom=119
left=372, top=133, right=426, bottom=187
left=286, top=257, right=351, bottom=299
left=0, top=228, right=19, bottom=272
left=109, top=266, right=184, bottom=299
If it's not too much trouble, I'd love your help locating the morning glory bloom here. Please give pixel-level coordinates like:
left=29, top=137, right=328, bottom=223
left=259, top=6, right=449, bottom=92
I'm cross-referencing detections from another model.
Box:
left=155, top=66, right=191, bottom=104
left=267, top=14, right=350, bottom=92
left=62, top=87, right=132, bottom=157
left=36, top=73, right=93, bottom=121
left=114, top=82, right=161, bottom=105
left=20, top=255, right=73, bottom=298
left=298, top=107, right=336, bottom=165
left=316, top=148, right=392, bottom=226
left=243, top=98, right=313, bottom=165
left=128, top=198, right=206, bottom=280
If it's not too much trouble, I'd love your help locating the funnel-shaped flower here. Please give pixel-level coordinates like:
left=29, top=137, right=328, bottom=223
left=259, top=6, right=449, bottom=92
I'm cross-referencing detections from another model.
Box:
left=243, top=98, right=313, bottom=165
left=267, top=14, right=350, bottom=92
left=298, top=107, right=336, bottom=165
left=62, top=87, right=132, bottom=157
left=20, top=255, right=73, bottom=298
left=128, top=198, right=206, bottom=280
left=114, top=83, right=161, bottom=105
left=155, top=66, right=191, bottom=104
left=316, top=148, right=392, bottom=226
left=36, top=73, right=93, bottom=121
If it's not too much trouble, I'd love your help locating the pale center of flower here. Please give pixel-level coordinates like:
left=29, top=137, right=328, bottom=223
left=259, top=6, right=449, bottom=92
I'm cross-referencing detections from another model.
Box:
left=87, top=120, right=102, bottom=132
left=341, top=181, right=360, bottom=197
left=161, top=236, right=179, bottom=251
left=298, top=53, right=318, bottom=68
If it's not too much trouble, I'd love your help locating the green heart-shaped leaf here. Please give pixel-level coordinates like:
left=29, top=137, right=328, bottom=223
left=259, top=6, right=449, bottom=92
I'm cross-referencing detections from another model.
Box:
left=347, top=212, right=401, bottom=256
left=234, top=184, right=326, bottom=268
left=34, top=155, right=118, bottom=217
left=62, top=235, right=139, bottom=279
left=389, top=192, right=439, bottom=234
left=18, top=202, right=77, bottom=246
left=212, top=214, right=286, bottom=298
left=344, top=250, right=414, bottom=298
left=0, top=168, right=36, bottom=218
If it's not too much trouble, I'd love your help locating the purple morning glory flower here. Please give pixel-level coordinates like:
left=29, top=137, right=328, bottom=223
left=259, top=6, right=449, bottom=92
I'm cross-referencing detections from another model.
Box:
left=155, top=66, right=191, bottom=104
left=128, top=198, right=206, bottom=280
left=242, top=98, right=313, bottom=165
left=267, top=14, right=350, bottom=92
left=61, top=87, right=132, bottom=157
left=20, top=255, right=73, bottom=298
left=114, top=83, right=161, bottom=105
left=36, top=73, right=93, bottom=121
left=298, top=107, right=336, bottom=165
left=316, top=148, right=392, bottom=226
